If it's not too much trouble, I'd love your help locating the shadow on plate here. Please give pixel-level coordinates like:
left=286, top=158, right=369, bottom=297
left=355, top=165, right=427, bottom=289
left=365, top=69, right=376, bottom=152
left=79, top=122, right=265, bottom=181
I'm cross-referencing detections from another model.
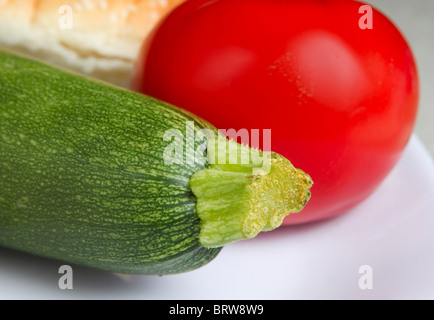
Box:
left=0, top=246, right=147, bottom=298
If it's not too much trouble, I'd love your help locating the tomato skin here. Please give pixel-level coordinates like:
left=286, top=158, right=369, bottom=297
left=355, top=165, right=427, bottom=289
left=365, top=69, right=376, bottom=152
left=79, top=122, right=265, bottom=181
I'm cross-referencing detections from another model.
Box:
left=132, top=0, right=419, bottom=225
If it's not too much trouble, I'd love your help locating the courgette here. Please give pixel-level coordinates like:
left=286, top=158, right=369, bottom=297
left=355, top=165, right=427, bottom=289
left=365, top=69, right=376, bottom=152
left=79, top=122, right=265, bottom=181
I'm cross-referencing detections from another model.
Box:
left=0, top=50, right=312, bottom=275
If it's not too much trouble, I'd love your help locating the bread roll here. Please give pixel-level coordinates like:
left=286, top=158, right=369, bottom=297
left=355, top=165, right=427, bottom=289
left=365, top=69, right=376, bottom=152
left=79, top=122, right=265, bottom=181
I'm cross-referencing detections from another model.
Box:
left=0, top=0, right=185, bottom=87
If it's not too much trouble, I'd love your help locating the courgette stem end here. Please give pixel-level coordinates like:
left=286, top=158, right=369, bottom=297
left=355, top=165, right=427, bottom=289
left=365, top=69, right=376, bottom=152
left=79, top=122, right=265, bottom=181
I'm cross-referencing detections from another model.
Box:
left=189, top=137, right=313, bottom=248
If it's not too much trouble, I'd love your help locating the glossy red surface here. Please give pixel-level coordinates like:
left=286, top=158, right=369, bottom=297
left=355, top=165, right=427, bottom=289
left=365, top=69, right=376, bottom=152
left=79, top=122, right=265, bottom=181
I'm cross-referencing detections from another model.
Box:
left=132, top=0, right=419, bottom=225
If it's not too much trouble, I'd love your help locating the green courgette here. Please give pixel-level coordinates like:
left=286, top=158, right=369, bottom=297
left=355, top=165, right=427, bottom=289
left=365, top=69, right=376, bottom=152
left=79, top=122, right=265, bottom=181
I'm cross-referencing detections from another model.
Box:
left=0, top=50, right=312, bottom=275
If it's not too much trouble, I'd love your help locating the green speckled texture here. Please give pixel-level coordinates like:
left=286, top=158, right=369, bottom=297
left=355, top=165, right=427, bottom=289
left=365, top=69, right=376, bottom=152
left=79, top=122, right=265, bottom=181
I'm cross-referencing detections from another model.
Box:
left=0, top=51, right=221, bottom=275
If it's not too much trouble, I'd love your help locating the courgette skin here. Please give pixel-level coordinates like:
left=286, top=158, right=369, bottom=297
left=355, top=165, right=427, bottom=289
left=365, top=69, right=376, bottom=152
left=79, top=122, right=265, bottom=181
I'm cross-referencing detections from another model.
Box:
left=0, top=50, right=221, bottom=275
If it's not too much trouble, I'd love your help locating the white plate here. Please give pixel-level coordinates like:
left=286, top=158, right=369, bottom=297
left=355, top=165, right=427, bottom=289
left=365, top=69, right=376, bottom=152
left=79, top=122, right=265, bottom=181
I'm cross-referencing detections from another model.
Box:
left=1, top=134, right=433, bottom=300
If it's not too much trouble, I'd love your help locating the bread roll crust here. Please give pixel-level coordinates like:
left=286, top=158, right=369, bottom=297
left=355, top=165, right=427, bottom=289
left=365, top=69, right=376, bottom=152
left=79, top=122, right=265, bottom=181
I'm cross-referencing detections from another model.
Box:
left=0, top=0, right=184, bottom=87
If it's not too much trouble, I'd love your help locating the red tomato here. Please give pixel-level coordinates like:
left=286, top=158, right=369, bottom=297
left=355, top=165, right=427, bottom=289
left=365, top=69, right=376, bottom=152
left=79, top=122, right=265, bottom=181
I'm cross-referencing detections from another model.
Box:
left=131, top=0, right=419, bottom=225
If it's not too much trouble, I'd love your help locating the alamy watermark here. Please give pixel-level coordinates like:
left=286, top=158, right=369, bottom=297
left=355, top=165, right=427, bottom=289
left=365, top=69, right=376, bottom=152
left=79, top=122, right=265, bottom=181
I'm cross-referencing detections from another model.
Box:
left=358, top=265, right=373, bottom=290
left=59, top=5, right=73, bottom=30
left=163, top=121, right=272, bottom=174
left=359, top=5, right=373, bottom=30
left=58, top=265, right=73, bottom=290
